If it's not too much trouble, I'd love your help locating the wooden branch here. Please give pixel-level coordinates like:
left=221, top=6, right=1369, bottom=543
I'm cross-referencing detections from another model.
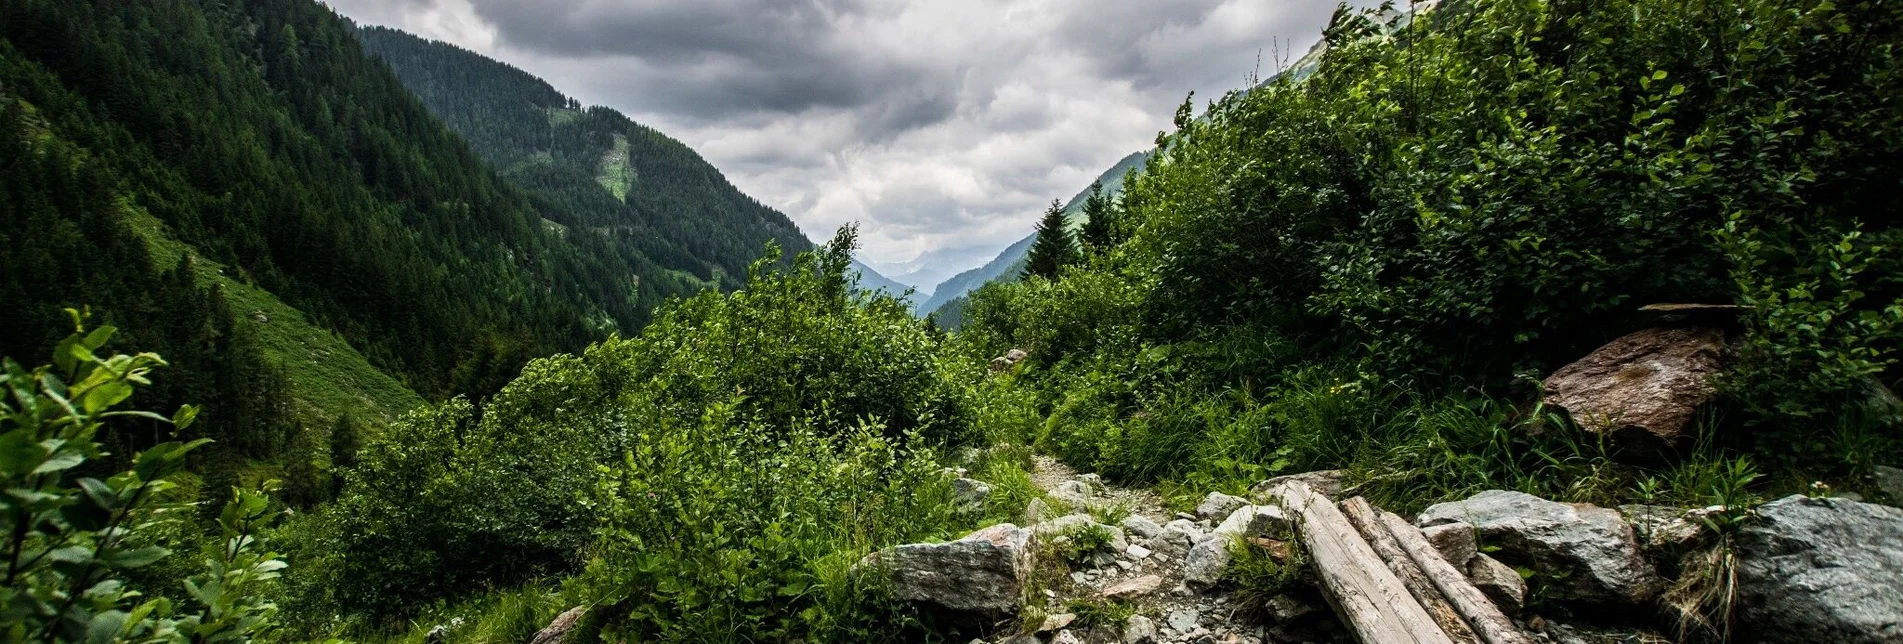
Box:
left=1378, top=510, right=1534, bottom=644
left=1275, top=482, right=1456, bottom=644
left=1339, top=497, right=1479, bottom=644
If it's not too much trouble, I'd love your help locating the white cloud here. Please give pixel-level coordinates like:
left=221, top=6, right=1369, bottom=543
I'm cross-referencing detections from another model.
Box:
left=323, top=0, right=1349, bottom=288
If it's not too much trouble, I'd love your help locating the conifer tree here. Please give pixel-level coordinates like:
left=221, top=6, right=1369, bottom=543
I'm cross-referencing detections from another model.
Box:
left=1024, top=199, right=1077, bottom=280
left=1079, top=181, right=1117, bottom=251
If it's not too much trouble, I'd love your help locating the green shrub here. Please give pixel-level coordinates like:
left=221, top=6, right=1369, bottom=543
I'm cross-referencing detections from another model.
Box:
left=290, top=228, right=980, bottom=636
left=0, top=312, right=284, bottom=642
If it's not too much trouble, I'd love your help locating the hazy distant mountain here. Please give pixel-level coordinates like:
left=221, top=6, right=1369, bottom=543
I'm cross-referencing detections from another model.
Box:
left=920, top=151, right=1149, bottom=319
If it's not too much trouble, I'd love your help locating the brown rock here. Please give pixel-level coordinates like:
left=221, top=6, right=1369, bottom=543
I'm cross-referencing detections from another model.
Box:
left=1543, top=326, right=1725, bottom=443
left=530, top=606, right=587, bottom=644
left=1100, top=574, right=1163, bottom=599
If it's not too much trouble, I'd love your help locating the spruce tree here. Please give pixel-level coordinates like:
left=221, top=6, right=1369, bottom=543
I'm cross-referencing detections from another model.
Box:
left=1079, top=181, right=1116, bottom=251
left=1024, top=199, right=1077, bottom=280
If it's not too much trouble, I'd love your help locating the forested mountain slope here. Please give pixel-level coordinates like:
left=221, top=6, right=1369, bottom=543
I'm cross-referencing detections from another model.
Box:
left=0, top=0, right=679, bottom=488
left=354, top=26, right=911, bottom=303
left=355, top=27, right=803, bottom=292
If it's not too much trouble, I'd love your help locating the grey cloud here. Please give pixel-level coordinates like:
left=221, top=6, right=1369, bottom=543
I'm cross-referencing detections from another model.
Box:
left=326, top=0, right=1355, bottom=285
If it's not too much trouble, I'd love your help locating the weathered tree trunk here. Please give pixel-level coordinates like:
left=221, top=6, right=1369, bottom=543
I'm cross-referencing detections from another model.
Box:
left=1274, top=482, right=1457, bottom=644
left=1340, top=497, right=1480, bottom=644
left=1379, top=510, right=1534, bottom=644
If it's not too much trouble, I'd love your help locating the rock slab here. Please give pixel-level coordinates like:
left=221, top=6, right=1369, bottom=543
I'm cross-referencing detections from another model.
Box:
left=1419, top=490, right=1659, bottom=606
left=529, top=606, right=586, bottom=644
left=1542, top=326, right=1725, bottom=443
left=861, top=523, right=1031, bottom=616
left=1735, top=495, right=1903, bottom=643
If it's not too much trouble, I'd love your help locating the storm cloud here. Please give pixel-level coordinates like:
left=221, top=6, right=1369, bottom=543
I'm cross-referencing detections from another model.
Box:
left=322, top=0, right=1349, bottom=291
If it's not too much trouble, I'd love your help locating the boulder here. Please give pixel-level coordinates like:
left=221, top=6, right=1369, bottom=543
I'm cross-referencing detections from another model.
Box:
left=1122, top=615, right=1159, bottom=644
left=1249, top=470, right=1344, bottom=502
left=1050, top=630, right=1084, bottom=644
left=1418, top=490, right=1660, bottom=606
left=1195, top=492, right=1249, bottom=521
left=1542, top=326, right=1725, bottom=444
left=1145, top=525, right=1196, bottom=559
left=530, top=606, right=586, bottom=644
left=1466, top=554, right=1526, bottom=615
left=1051, top=480, right=1096, bottom=510
left=1121, top=514, right=1164, bottom=540
left=1734, top=495, right=1903, bottom=643
left=1024, top=498, right=1055, bottom=525
left=860, top=523, right=1032, bottom=617
left=1421, top=521, right=1477, bottom=567
left=1213, top=505, right=1291, bottom=540
left=1619, top=504, right=1713, bottom=556
left=1182, top=538, right=1233, bottom=590
left=952, top=478, right=992, bottom=513
left=1876, top=465, right=1903, bottom=504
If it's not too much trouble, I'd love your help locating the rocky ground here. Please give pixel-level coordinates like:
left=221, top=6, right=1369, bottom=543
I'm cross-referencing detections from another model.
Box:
left=865, top=450, right=1903, bottom=644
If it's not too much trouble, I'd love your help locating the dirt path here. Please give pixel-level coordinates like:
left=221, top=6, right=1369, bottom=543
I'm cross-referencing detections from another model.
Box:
left=1019, top=456, right=1304, bottom=644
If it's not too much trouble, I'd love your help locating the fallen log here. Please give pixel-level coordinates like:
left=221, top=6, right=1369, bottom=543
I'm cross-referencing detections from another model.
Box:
left=1275, top=482, right=1456, bottom=644
left=1339, top=497, right=1479, bottom=644
left=1379, top=510, right=1534, bottom=644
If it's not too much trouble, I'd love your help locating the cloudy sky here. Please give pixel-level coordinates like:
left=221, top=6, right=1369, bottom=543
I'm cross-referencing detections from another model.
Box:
left=323, top=0, right=1348, bottom=292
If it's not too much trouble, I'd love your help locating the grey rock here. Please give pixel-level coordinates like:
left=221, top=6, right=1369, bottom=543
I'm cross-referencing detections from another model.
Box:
left=1126, top=543, right=1153, bottom=559
left=1146, top=527, right=1194, bottom=559
left=952, top=477, right=991, bottom=513
left=1182, top=537, right=1234, bottom=590
left=1050, top=630, right=1084, bottom=644
left=1122, top=514, right=1165, bottom=540
left=859, top=523, right=1031, bottom=617
left=1421, top=521, right=1477, bottom=568
left=1419, top=490, right=1660, bottom=606
left=1167, top=608, right=1200, bottom=632
left=1077, top=473, right=1106, bottom=491
left=1466, top=553, right=1526, bottom=615
left=1735, top=495, right=1903, bottom=643
left=1620, top=504, right=1713, bottom=556
left=529, top=606, right=585, bottom=644
left=1213, top=505, right=1291, bottom=540
left=1052, top=480, right=1095, bottom=510
left=1195, top=492, right=1250, bottom=521
left=1123, top=615, right=1158, bottom=644
left=1542, top=326, right=1725, bottom=444
left=1249, top=470, right=1344, bottom=502
left=1025, top=498, right=1056, bottom=525
left=1037, top=612, right=1076, bottom=633
left=1877, top=465, right=1903, bottom=504
left=1164, top=518, right=1201, bottom=535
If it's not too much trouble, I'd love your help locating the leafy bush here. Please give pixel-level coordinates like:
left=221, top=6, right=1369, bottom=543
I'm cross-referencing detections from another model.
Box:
left=0, top=312, right=283, bottom=642
left=290, top=228, right=980, bottom=636
left=966, top=0, right=1903, bottom=508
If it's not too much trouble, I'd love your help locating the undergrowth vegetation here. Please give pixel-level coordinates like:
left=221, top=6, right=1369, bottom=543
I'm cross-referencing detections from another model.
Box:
left=961, top=0, right=1902, bottom=510
left=278, top=228, right=988, bottom=641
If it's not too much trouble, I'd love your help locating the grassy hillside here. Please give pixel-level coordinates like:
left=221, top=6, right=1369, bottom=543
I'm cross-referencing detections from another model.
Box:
left=121, top=208, right=422, bottom=429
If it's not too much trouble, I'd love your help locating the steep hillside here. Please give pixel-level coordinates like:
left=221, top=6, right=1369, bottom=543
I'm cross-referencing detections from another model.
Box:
left=354, top=26, right=909, bottom=303
left=0, top=0, right=701, bottom=495
left=921, top=151, right=1149, bottom=319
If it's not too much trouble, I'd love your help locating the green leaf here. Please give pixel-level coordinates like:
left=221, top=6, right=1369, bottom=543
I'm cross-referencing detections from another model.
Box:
left=0, top=430, right=48, bottom=476
left=32, top=449, right=85, bottom=474
left=106, top=546, right=169, bottom=569
left=85, top=609, right=128, bottom=644
left=82, top=326, right=116, bottom=352
left=172, top=404, right=199, bottom=431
